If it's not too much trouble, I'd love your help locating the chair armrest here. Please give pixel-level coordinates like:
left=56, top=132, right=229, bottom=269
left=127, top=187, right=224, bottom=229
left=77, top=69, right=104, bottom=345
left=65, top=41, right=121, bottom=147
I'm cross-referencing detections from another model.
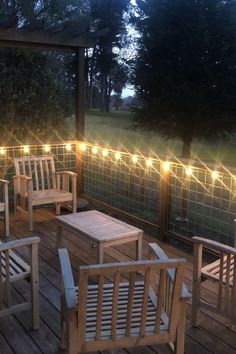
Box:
left=13, top=175, right=32, bottom=181
left=56, top=171, right=77, bottom=177
left=0, top=236, right=40, bottom=252
left=0, top=179, right=9, bottom=184
left=192, top=236, right=236, bottom=255
left=58, top=248, right=77, bottom=310
left=148, top=243, right=191, bottom=301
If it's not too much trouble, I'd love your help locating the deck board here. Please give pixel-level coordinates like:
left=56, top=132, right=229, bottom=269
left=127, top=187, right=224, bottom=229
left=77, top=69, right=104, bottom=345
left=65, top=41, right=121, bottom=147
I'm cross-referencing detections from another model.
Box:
left=0, top=207, right=235, bottom=354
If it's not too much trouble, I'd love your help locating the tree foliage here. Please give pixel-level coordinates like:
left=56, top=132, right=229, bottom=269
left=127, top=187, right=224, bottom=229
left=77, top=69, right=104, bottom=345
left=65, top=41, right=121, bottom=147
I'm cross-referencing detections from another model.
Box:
left=133, top=0, right=236, bottom=157
left=86, top=0, right=130, bottom=112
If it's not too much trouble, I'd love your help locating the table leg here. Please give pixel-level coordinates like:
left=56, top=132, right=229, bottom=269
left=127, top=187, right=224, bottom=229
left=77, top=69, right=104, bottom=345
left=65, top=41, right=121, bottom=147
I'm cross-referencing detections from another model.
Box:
left=57, top=224, right=63, bottom=249
left=98, top=243, right=104, bottom=264
left=136, top=233, right=143, bottom=260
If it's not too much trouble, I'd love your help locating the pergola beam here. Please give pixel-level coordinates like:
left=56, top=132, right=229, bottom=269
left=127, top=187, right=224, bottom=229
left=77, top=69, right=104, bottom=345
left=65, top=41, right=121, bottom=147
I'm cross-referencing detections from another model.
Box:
left=0, top=28, right=95, bottom=50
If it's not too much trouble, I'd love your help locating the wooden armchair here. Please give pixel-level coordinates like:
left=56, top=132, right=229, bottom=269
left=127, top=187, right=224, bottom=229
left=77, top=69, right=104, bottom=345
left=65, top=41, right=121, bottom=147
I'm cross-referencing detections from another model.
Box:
left=0, top=237, right=40, bottom=329
left=13, top=156, right=77, bottom=231
left=58, top=243, right=190, bottom=354
left=0, top=179, right=9, bottom=237
left=192, top=236, right=236, bottom=326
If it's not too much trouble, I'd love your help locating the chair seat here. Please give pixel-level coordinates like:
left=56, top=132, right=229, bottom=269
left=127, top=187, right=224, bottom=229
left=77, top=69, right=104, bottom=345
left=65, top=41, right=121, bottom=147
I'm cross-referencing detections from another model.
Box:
left=32, top=189, right=73, bottom=206
left=75, top=281, right=168, bottom=341
left=0, top=241, right=30, bottom=282
left=201, top=254, right=234, bottom=286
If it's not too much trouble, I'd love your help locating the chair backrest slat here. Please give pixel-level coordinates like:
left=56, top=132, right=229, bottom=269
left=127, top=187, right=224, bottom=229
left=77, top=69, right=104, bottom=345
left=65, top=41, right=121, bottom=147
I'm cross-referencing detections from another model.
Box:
left=224, top=254, right=231, bottom=311
left=0, top=252, right=3, bottom=310
left=140, top=268, right=151, bottom=336
left=217, top=252, right=224, bottom=310
left=231, top=255, right=236, bottom=317
left=155, top=269, right=166, bottom=333
left=125, top=271, right=136, bottom=336
left=5, top=250, right=11, bottom=307
left=111, top=271, right=120, bottom=340
left=96, top=274, right=104, bottom=340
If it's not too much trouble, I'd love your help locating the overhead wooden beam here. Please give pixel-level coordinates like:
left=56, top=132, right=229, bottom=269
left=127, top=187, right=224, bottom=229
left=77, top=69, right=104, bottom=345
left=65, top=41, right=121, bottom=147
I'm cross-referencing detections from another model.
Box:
left=0, top=28, right=95, bottom=50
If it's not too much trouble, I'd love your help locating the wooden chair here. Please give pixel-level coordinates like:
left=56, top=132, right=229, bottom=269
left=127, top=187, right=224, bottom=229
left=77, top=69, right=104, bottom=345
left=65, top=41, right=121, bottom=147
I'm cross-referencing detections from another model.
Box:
left=58, top=243, right=190, bottom=354
left=192, top=236, right=236, bottom=326
left=13, top=156, right=77, bottom=231
left=0, top=236, right=40, bottom=329
left=0, top=179, right=9, bottom=237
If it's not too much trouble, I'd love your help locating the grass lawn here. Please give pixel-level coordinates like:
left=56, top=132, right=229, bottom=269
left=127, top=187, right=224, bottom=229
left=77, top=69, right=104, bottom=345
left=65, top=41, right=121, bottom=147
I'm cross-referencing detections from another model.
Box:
left=66, top=110, right=236, bottom=168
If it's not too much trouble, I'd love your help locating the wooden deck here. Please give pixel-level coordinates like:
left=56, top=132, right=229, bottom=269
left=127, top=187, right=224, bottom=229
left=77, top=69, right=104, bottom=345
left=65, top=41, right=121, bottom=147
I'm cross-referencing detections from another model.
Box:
left=0, top=207, right=235, bottom=354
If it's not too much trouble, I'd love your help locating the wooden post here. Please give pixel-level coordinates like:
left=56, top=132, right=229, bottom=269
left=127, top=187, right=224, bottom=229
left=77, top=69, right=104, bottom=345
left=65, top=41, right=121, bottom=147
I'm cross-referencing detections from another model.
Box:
left=159, top=162, right=170, bottom=241
left=75, top=48, right=85, bottom=196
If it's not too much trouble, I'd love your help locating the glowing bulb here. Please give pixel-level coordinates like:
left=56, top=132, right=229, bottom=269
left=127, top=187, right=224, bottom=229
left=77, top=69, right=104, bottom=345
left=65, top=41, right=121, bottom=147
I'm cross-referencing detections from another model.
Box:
left=44, top=144, right=50, bottom=153
left=115, top=152, right=121, bottom=160
left=146, top=158, right=153, bottom=167
left=185, top=167, right=193, bottom=176
left=92, top=146, right=98, bottom=154
left=102, top=149, right=108, bottom=157
left=65, top=143, right=72, bottom=152
left=162, top=161, right=170, bottom=172
left=80, top=142, right=87, bottom=151
left=212, top=171, right=219, bottom=180
left=23, top=145, right=29, bottom=154
left=132, top=155, right=138, bottom=163
left=0, top=147, right=5, bottom=155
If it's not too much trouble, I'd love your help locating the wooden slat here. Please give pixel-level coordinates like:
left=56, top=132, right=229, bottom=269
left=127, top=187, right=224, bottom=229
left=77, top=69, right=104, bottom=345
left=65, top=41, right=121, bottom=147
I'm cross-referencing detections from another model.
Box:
left=34, top=160, right=39, bottom=191
left=217, top=252, right=224, bottom=310
left=111, top=271, right=120, bottom=340
left=140, top=268, right=151, bottom=336
left=39, top=160, right=44, bottom=190
left=125, top=271, right=136, bottom=336
left=5, top=250, right=11, bottom=307
left=95, top=274, right=104, bottom=340
left=155, top=269, right=166, bottom=333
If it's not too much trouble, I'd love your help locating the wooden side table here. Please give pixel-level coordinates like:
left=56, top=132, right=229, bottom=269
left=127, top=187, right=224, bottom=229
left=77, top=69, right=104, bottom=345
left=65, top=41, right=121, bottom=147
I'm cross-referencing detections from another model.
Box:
left=56, top=210, right=143, bottom=263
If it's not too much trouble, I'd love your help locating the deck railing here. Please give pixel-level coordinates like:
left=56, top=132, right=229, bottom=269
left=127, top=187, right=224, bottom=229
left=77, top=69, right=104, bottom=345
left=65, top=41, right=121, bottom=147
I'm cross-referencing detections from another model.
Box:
left=1, top=141, right=235, bottom=246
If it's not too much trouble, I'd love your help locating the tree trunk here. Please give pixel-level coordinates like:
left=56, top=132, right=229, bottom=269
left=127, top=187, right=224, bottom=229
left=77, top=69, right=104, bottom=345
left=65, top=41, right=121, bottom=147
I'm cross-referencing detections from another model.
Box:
left=181, top=136, right=192, bottom=159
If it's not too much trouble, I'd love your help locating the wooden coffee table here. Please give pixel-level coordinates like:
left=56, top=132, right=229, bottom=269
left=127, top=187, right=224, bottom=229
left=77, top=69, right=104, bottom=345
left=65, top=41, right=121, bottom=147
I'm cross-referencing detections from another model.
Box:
left=56, top=210, right=143, bottom=263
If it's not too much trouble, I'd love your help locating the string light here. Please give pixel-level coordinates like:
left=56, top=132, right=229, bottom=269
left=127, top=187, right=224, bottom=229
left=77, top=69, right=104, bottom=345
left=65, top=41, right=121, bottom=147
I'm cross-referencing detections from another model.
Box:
left=80, top=142, right=87, bottom=151
left=132, top=155, right=138, bottom=163
left=162, top=161, right=170, bottom=172
left=146, top=158, right=153, bottom=167
left=65, top=143, right=72, bottom=152
left=212, top=171, right=219, bottom=180
left=92, top=146, right=98, bottom=154
left=102, top=149, right=108, bottom=157
left=185, top=166, right=193, bottom=176
left=44, top=144, right=50, bottom=153
left=0, top=147, right=5, bottom=155
left=115, top=152, right=121, bottom=160
left=23, top=145, right=29, bottom=154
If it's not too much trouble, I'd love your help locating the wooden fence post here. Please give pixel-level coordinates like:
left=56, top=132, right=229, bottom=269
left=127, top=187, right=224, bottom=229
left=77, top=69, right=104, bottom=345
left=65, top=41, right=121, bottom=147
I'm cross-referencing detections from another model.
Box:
left=75, top=48, right=85, bottom=196
left=159, top=162, right=170, bottom=241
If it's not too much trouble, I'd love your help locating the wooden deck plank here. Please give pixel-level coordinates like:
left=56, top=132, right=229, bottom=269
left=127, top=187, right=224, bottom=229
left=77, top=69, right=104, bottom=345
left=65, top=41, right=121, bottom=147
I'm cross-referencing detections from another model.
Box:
left=0, top=207, right=235, bottom=354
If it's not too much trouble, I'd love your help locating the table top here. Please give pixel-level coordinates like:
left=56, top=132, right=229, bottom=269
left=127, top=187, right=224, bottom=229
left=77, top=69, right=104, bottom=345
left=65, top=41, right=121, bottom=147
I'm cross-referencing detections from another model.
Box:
left=56, top=210, right=143, bottom=242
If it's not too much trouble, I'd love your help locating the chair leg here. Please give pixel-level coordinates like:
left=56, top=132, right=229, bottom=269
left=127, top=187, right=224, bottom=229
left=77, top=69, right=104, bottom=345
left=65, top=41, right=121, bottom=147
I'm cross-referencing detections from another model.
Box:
left=68, top=312, right=78, bottom=354
left=31, top=243, right=39, bottom=330
left=4, top=208, right=9, bottom=237
left=174, top=303, right=186, bottom=354
left=29, top=208, right=33, bottom=232
left=56, top=203, right=61, bottom=215
left=192, top=243, right=203, bottom=327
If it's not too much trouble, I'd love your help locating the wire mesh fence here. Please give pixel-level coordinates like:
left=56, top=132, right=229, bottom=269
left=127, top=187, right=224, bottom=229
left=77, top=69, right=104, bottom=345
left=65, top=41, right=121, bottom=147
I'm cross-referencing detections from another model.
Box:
left=83, top=144, right=160, bottom=223
left=82, top=143, right=236, bottom=246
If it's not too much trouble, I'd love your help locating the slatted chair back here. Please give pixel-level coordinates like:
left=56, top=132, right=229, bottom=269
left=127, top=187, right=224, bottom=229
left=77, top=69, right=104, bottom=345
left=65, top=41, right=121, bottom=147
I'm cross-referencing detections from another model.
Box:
left=59, top=247, right=189, bottom=354
left=14, top=156, right=56, bottom=192
left=0, top=237, right=40, bottom=329
left=192, top=236, right=236, bottom=326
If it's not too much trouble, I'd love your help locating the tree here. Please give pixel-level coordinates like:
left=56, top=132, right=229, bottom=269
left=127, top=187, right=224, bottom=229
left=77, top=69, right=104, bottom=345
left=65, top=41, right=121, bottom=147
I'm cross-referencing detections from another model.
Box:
left=0, top=48, right=71, bottom=142
left=133, top=0, right=236, bottom=158
left=86, top=0, right=130, bottom=112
